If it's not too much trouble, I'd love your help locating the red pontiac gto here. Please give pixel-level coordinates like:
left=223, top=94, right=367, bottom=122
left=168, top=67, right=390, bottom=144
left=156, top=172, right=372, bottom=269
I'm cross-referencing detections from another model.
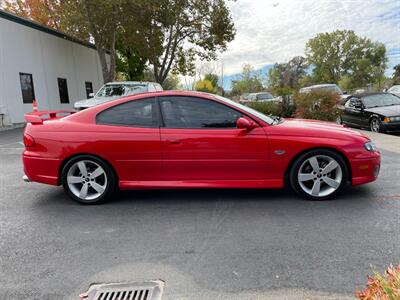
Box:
left=23, top=91, right=380, bottom=204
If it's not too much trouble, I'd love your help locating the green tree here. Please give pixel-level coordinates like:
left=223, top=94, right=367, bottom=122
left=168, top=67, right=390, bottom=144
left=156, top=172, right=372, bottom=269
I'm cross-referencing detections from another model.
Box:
left=268, top=56, right=308, bottom=90
left=204, top=73, right=219, bottom=88
left=115, top=34, right=147, bottom=81
left=305, top=30, right=387, bottom=88
left=122, top=0, right=235, bottom=84
left=231, top=64, right=264, bottom=96
left=393, top=64, right=400, bottom=85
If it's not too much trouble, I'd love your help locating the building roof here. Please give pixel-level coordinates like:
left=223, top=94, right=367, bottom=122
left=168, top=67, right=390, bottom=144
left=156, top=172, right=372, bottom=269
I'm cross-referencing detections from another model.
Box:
left=0, top=9, right=97, bottom=50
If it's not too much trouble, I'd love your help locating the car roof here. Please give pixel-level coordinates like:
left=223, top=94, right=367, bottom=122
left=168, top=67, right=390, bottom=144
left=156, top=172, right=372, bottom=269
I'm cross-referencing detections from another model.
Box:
left=353, top=92, right=389, bottom=98
left=304, top=84, right=338, bottom=88
left=104, top=81, right=160, bottom=86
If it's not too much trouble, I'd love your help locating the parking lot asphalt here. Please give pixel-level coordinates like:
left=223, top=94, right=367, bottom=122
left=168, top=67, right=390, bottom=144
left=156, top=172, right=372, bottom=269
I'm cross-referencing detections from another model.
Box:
left=0, top=128, right=399, bottom=300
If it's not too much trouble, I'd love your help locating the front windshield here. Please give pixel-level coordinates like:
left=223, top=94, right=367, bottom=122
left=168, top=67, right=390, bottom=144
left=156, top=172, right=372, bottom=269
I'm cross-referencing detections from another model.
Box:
left=96, top=84, right=147, bottom=97
left=256, top=92, right=273, bottom=100
left=362, top=93, right=400, bottom=108
left=215, top=95, right=275, bottom=125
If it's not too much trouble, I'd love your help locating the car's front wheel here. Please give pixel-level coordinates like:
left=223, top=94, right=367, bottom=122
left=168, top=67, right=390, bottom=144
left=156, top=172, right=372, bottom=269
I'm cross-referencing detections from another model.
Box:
left=61, top=155, right=116, bottom=204
left=370, top=117, right=381, bottom=133
left=289, top=149, right=348, bottom=200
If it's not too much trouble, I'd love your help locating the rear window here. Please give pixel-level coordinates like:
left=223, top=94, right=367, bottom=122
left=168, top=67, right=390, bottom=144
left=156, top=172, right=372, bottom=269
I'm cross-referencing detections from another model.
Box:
left=96, top=98, right=158, bottom=127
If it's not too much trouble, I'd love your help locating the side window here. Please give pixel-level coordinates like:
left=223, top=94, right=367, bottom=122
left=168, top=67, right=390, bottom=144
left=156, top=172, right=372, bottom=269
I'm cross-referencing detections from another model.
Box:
left=159, top=96, right=242, bottom=129
left=345, top=98, right=356, bottom=108
left=156, top=84, right=163, bottom=91
left=19, top=73, right=35, bottom=103
left=96, top=98, right=157, bottom=127
left=58, top=78, right=69, bottom=103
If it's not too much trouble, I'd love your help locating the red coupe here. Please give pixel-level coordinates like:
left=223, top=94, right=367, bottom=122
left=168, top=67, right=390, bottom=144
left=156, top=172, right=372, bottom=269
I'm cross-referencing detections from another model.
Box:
left=23, top=91, right=380, bottom=204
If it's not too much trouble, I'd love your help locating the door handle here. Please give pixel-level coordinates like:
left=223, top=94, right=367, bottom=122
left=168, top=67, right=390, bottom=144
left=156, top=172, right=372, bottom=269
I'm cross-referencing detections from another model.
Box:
left=168, top=139, right=181, bottom=145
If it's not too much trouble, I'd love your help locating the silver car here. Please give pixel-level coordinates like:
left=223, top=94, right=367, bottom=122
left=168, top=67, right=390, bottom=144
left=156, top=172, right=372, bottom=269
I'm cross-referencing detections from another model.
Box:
left=387, top=85, right=400, bottom=97
left=74, top=81, right=163, bottom=110
left=299, top=84, right=348, bottom=101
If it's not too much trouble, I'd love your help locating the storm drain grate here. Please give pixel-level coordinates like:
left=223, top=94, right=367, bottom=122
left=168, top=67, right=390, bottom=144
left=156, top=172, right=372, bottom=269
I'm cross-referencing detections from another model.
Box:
left=82, top=280, right=164, bottom=300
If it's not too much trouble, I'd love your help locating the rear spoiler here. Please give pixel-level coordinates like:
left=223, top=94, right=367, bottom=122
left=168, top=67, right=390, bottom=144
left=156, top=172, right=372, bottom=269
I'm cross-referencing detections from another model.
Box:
left=24, top=110, right=76, bottom=125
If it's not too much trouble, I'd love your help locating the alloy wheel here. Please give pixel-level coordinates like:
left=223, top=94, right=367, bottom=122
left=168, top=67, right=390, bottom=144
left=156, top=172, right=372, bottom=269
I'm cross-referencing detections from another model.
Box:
left=370, top=118, right=380, bottom=132
left=66, top=160, right=107, bottom=201
left=297, top=155, right=343, bottom=198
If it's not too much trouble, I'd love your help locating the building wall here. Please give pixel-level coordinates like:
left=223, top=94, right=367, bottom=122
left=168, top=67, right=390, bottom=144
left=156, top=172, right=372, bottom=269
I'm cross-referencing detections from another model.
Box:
left=0, top=16, right=105, bottom=124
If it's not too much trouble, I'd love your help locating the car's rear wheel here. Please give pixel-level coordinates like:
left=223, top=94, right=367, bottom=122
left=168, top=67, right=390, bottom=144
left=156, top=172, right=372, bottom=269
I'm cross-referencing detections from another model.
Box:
left=289, top=149, right=348, bottom=200
left=61, top=155, right=116, bottom=204
left=370, top=117, right=381, bottom=133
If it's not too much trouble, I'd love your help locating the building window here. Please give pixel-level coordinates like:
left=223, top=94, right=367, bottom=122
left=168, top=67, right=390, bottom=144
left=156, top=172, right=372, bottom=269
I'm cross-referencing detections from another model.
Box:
left=19, top=73, right=35, bottom=104
left=85, top=81, right=93, bottom=98
left=58, top=78, right=69, bottom=103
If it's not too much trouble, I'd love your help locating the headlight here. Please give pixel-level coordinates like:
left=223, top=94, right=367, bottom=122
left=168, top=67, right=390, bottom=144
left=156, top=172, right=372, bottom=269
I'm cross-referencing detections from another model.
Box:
left=364, top=141, right=377, bottom=152
left=385, top=116, right=400, bottom=122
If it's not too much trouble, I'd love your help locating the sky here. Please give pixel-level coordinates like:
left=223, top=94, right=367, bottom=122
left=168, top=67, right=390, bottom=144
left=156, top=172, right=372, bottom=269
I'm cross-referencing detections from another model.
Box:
left=209, top=0, right=400, bottom=89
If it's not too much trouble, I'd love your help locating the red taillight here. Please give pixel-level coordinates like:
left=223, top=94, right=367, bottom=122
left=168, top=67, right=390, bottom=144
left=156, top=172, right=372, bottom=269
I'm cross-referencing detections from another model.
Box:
left=23, top=133, right=35, bottom=147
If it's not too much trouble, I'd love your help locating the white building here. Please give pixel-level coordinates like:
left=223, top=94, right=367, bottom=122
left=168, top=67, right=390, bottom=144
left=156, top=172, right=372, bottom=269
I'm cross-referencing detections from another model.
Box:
left=0, top=10, right=106, bottom=125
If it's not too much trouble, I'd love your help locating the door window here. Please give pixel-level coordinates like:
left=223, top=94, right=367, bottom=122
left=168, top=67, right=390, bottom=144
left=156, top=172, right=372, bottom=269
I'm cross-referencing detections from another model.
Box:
left=159, top=96, right=242, bottom=129
left=96, top=98, right=158, bottom=127
left=345, top=97, right=361, bottom=108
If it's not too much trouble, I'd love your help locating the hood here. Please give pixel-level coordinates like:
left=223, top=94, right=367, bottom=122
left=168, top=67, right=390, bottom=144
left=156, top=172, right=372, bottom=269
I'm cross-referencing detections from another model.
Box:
left=74, top=96, right=122, bottom=108
left=365, top=105, right=400, bottom=117
left=271, top=118, right=369, bottom=142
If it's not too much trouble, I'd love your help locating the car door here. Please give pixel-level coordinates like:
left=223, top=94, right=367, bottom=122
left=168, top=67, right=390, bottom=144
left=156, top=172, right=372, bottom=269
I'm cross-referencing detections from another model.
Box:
left=158, top=96, right=269, bottom=181
left=95, top=97, right=162, bottom=182
left=343, top=97, right=363, bottom=126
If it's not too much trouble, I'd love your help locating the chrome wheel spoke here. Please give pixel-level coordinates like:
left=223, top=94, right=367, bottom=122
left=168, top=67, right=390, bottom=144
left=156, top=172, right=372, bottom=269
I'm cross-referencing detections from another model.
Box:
left=79, top=183, right=89, bottom=198
left=77, top=161, right=87, bottom=177
left=67, top=160, right=108, bottom=201
left=91, top=182, right=105, bottom=193
left=299, top=173, right=314, bottom=182
left=91, top=167, right=104, bottom=178
left=323, top=177, right=340, bottom=189
left=298, top=154, right=343, bottom=198
left=308, top=157, right=320, bottom=172
left=311, top=180, right=321, bottom=196
left=67, top=176, right=82, bottom=184
left=322, top=161, right=339, bottom=174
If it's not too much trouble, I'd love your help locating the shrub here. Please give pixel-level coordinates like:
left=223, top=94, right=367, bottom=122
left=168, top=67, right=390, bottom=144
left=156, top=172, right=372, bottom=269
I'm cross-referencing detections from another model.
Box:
left=293, top=91, right=341, bottom=121
left=247, top=101, right=282, bottom=117
left=356, top=264, right=400, bottom=300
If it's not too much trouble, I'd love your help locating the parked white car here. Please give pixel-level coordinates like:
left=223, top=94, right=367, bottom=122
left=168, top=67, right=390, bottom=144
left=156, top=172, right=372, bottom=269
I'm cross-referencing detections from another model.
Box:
left=246, top=92, right=282, bottom=103
left=299, top=84, right=348, bottom=101
left=74, top=81, right=163, bottom=110
left=387, top=85, right=400, bottom=97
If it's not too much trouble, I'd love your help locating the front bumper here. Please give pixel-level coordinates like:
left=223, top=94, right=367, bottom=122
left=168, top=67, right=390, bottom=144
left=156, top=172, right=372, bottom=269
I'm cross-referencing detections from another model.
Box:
left=351, top=152, right=381, bottom=185
left=381, top=121, right=400, bottom=132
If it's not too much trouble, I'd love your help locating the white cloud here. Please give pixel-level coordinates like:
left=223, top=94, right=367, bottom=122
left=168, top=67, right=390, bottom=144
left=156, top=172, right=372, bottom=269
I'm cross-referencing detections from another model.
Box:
left=218, top=0, right=400, bottom=75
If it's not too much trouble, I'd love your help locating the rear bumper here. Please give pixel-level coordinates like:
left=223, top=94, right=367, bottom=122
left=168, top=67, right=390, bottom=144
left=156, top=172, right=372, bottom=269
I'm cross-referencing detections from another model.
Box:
left=351, top=152, right=381, bottom=186
left=23, top=152, right=61, bottom=185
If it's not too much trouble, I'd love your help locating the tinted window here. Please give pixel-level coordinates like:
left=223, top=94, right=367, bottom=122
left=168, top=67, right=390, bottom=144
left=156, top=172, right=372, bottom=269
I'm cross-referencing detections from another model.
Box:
left=58, top=78, right=69, bottom=103
left=159, top=96, right=242, bottom=129
left=96, top=98, right=157, bottom=127
left=85, top=81, right=93, bottom=98
left=362, top=94, right=400, bottom=108
left=256, top=93, right=273, bottom=100
left=19, top=73, right=35, bottom=103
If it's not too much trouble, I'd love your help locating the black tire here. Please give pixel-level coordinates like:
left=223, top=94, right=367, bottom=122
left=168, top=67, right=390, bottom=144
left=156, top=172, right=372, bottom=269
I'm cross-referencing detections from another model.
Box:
left=370, top=117, right=382, bottom=133
left=289, top=149, right=348, bottom=201
left=61, top=155, right=116, bottom=204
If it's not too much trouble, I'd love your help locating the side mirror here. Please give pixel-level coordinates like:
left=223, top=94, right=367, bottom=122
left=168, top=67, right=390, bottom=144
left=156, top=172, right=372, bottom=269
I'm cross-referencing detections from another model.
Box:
left=354, top=105, right=363, bottom=110
left=88, top=93, right=94, bottom=98
left=236, top=117, right=256, bottom=130
left=343, top=91, right=348, bottom=95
